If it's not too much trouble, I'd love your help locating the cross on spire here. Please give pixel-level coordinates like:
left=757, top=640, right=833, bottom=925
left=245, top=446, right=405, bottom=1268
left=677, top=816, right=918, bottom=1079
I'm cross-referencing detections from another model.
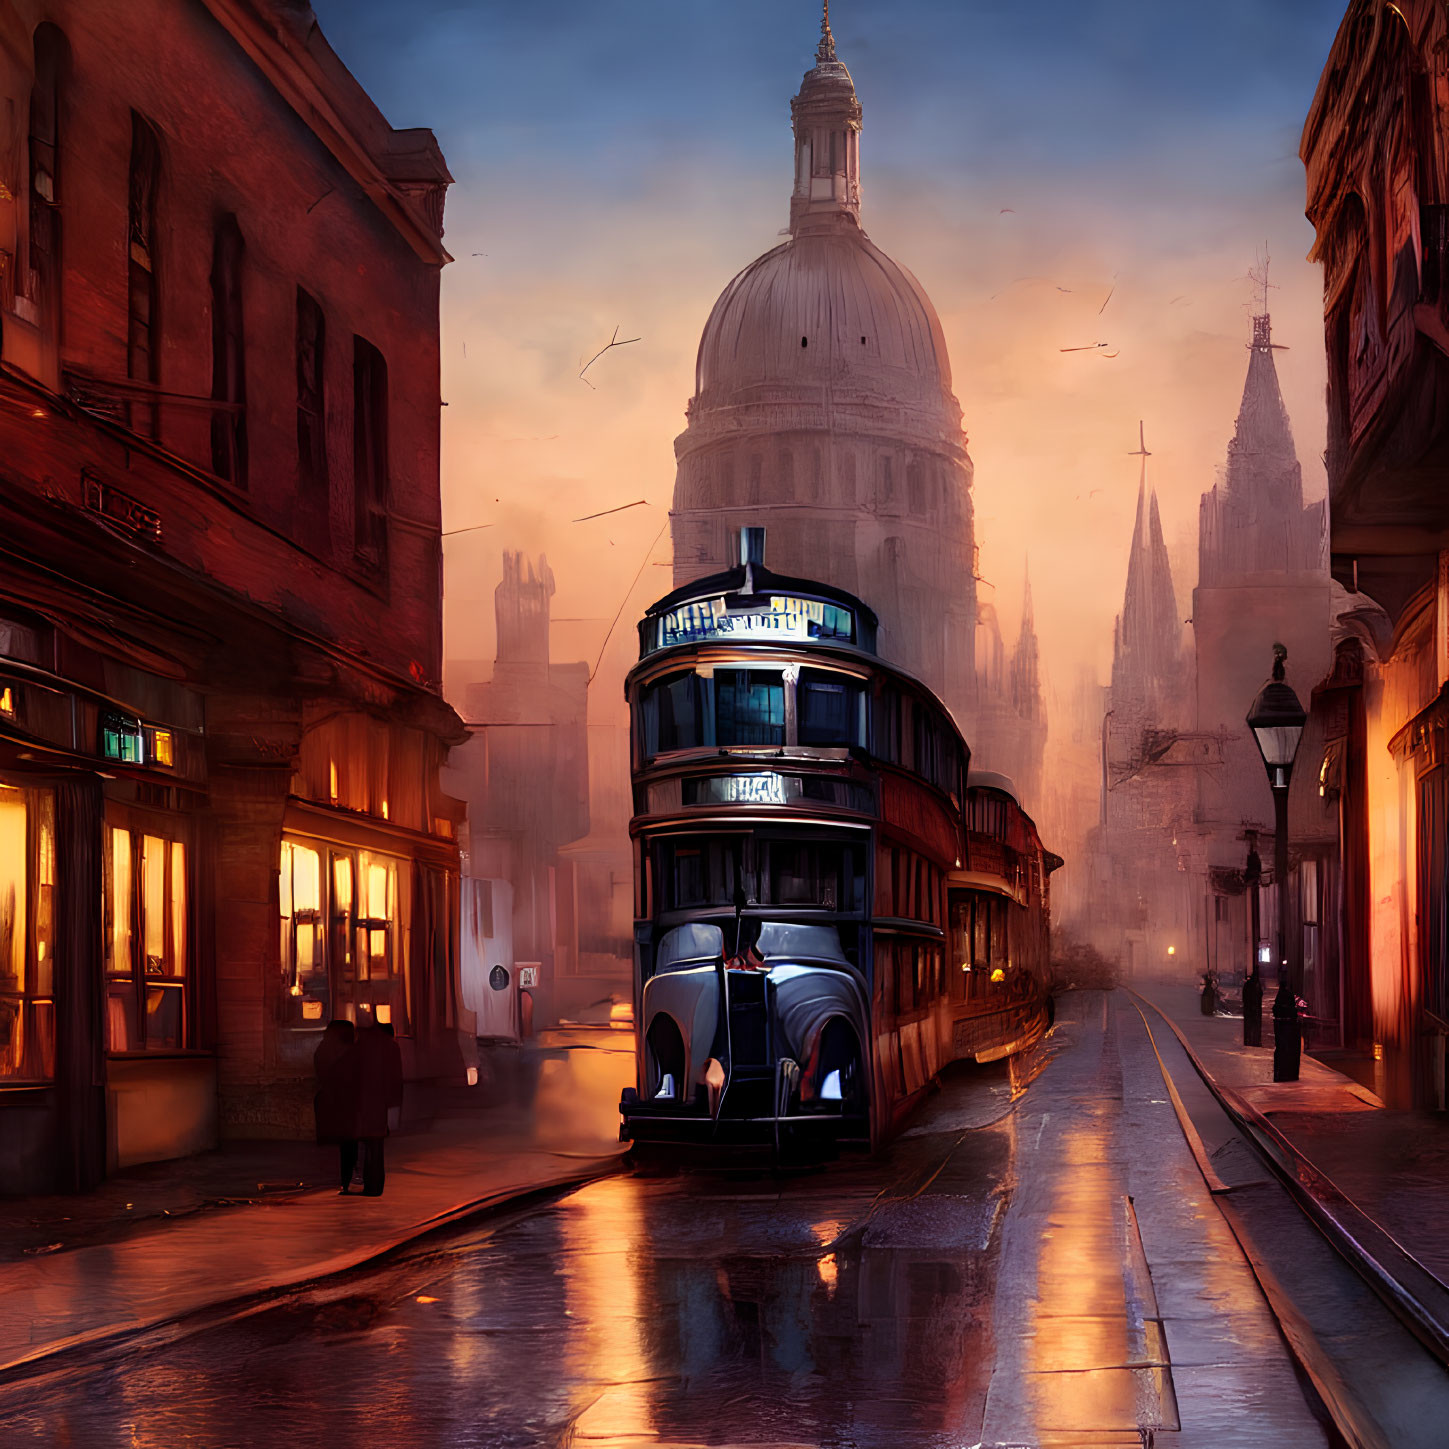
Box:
left=1248, top=244, right=1283, bottom=352
left=1129, top=419, right=1151, bottom=487
left=818, top=0, right=837, bottom=62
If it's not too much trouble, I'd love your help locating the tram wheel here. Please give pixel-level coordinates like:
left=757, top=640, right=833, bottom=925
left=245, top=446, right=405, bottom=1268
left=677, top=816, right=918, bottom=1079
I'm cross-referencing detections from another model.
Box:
left=645, top=1014, right=686, bottom=1101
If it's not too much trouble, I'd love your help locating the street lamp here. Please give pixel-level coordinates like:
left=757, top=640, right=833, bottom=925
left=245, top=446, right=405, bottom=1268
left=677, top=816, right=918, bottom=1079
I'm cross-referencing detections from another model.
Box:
left=1246, top=643, right=1307, bottom=1082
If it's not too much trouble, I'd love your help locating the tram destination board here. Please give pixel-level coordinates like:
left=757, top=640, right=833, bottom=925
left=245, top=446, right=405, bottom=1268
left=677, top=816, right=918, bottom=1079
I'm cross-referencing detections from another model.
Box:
left=646, top=593, right=856, bottom=652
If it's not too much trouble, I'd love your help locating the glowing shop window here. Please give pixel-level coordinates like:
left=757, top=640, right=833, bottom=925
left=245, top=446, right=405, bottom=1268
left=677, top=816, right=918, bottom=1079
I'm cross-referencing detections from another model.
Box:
left=0, top=788, right=29, bottom=993
left=150, top=729, right=174, bottom=767
left=0, top=785, right=58, bottom=1081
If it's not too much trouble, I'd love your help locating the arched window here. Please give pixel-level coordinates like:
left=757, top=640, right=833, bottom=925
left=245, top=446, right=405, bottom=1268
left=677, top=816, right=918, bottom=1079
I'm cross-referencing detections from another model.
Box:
left=26, top=25, right=67, bottom=327
left=353, top=335, right=389, bottom=563
left=210, top=214, right=246, bottom=484
left=127, top=113, right=162, bottom=436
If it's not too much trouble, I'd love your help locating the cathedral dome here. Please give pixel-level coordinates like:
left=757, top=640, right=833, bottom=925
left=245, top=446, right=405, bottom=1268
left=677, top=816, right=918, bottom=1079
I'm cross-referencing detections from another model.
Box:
left=693, top=229, right=956, bottom=414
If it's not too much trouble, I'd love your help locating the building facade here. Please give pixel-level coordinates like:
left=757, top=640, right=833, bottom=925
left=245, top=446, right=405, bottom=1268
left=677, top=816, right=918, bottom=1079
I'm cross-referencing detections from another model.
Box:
left=1190, top=303, right=1333, bottom=1006
left=0, top=0, right=467, bottom=1192
left=1303, top=0, right=1449, bottom=1107
left=667, top=12, right=1044, bottom=805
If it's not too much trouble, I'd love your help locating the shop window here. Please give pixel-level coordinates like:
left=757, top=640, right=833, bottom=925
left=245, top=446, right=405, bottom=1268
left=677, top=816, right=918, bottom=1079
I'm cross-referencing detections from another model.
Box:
left=127, top=112, right=161, bottom=437
left=280, top=839, right=326, bottom=1024
left=105, top=823, right=188, bottom=1051
left=210, top=213, right=247, bottom=485
left=353, top=336, right=388, bottom=563
left=280, top=838, right=410, bottom=1031
left=0, top=785, right=54, bottom=1081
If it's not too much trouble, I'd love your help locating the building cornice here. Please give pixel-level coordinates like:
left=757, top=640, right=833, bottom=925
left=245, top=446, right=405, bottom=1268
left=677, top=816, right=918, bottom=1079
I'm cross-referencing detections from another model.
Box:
left=198, top=0, right=452, bottom=267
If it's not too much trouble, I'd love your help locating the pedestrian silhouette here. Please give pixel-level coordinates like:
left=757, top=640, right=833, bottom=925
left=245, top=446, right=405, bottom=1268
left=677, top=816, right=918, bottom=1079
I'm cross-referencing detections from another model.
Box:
left=313, top=1019, right=359, bottom=1193
left=355, top=1021, right=404, bottom=1196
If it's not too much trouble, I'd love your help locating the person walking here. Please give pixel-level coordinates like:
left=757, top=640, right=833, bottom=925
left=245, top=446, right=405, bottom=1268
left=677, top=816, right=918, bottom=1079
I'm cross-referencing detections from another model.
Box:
left=355, top=1020, right=404, bottom=1196
left=313, top=1019, right=359, bottom=1193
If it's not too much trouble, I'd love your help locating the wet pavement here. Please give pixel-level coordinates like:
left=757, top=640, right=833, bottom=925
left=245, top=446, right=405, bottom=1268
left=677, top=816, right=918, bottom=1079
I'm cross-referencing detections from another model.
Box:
left=0, top=990, right=1356, bottom=1447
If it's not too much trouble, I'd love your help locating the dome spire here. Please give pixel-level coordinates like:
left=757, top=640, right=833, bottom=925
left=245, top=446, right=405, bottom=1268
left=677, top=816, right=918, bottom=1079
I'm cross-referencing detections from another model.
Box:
left=818, top=1, right=837, bottom=62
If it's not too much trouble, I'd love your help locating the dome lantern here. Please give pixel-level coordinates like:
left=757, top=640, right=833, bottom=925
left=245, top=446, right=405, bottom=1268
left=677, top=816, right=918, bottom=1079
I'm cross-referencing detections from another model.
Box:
left=789, top=2, right=862, bottom=235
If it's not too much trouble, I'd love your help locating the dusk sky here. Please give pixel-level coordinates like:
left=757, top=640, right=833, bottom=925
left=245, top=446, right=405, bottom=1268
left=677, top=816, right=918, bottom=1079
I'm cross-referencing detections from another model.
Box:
left=312, top=0, right=1348, bottom=725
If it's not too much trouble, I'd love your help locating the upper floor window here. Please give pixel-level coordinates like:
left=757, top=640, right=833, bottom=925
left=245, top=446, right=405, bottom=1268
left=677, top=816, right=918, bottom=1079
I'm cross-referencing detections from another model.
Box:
left=25, top=25, right=66, bottom=324
left=353, top=336, right=388, bottom=564
left=127, top=113, right=162, bottom=437
left=296, top=288, right=328, bottom=497
left=210, top=214, right=246, bottom=485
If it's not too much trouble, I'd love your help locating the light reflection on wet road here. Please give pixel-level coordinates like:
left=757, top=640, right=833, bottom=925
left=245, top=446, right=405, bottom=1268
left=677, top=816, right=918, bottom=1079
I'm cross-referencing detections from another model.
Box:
left=0, top=993, right=1331, bottom=1448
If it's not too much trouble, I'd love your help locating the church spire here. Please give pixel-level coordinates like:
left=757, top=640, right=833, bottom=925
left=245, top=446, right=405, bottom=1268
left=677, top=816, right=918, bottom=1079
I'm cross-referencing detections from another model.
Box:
left=1010, top=559, right=1043, bottom=722
left=1116, top=423, right=1180, bottom=687
left=1227, top=249, right=1301, bottom=510
left=790, top=6, right=862, bottom=234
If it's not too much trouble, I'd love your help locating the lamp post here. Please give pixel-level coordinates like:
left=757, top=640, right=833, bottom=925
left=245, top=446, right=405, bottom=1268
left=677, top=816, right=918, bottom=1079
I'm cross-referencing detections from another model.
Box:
left=1246, top=643, right=1307, bottom=1082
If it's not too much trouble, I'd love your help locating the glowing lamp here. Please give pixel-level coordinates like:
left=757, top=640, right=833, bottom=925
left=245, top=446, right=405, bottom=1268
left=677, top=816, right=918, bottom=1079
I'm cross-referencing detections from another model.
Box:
left=466, top=1066, right=479, bottom=1087
left=990, top=967, right=1005, bottom=983
left=1167, top=945, right=1176, bottom=956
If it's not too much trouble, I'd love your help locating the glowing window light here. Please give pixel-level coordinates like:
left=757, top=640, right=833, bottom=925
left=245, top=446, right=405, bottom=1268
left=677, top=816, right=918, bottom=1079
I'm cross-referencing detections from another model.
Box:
left=466, top=1066, right=479, bottom=1087
left=375, top=1003, right=392, bottom=1025
left=0, top=687, right=13, bottom=717
left=150, top=729, right=174, bottom=767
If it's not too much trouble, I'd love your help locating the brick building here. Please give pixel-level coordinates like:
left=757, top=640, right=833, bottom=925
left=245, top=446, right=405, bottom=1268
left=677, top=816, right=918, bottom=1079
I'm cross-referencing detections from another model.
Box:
left=1302, top=0, right=1449, bottom=1108
left=0, top=0, right=467, bottom=1192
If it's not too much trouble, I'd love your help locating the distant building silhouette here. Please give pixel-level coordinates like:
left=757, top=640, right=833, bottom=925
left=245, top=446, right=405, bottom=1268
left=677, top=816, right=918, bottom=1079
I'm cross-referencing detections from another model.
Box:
left=1091, top=439, right=1195, bottom=971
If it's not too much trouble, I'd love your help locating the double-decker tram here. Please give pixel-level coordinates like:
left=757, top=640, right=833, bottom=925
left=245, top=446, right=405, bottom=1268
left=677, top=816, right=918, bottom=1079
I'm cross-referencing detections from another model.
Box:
left=619, top=529, right=1061, bottom=1156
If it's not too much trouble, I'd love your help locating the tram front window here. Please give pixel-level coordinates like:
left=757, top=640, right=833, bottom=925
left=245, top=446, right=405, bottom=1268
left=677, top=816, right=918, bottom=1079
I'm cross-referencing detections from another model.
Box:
left=658, top=837, right=742, bottom=911
left=760, top=840, right=863, bottom=911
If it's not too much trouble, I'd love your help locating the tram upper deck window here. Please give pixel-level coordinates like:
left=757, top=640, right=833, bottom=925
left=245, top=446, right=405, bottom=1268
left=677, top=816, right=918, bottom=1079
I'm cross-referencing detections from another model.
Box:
left=872, top=687, right=901, bottom=762
left=798, top=670, right=864, bottom=747
left=640, top=672, right=707, bottom=756
left=715, top=669, right=785, bottom=747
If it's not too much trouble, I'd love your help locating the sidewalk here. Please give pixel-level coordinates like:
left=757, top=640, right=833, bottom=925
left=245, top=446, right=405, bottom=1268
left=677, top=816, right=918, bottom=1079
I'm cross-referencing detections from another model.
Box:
left=1134, top=979, right=1449, bottom=1356
left=0, top=1029, right=633, bottom=1382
